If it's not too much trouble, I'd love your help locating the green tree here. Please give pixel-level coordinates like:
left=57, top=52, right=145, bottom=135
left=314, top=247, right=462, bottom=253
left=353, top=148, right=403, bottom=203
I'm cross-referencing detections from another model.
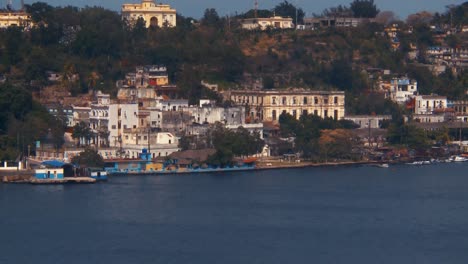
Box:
left=71, top=147, right=104, bottom=167
left=273, top=1, right=305, bottom=24
left=350, top=0, right=379, bottom=18
left=201, top=8, right=220, bottom=27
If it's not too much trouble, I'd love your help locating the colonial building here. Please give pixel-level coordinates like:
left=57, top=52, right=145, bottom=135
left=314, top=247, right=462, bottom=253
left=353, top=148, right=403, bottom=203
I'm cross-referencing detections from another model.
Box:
left=241, top=16, right=294, bottom=30
left=121, top=0, right=176, bottom=28
left=0, top=10, right=32, bottom=29
left=226, top=89, right=345, bottom=122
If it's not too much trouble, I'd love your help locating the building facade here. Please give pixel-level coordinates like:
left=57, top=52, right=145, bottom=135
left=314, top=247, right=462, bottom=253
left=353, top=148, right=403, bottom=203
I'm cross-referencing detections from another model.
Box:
left=241, top=16, right=294, bottom=30
left=122, top=0, right=176, bottom=28
left=0, top=11, right=32, bottom=29
left=227, top=89, right=345, bottom=122
left=387, top=77, right=418, bottom=104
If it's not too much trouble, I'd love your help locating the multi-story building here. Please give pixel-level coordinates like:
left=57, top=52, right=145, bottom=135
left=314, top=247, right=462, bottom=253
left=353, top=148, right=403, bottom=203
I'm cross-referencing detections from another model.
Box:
left=414, top=95, right=447, bottom=115
left=0, top=10, right=33, bottom=29
left=121, top=128, right=179, bottom=158
left=241, top=16, right=294, bottom=30
left=121, top=0, right=176, bottom=28
left=387, top=77, right=418, bottom=104
left=226, top=89, right=345, bottom=122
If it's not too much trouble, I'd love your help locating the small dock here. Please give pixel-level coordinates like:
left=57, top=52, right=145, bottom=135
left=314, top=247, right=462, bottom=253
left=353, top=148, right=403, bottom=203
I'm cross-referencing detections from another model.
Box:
left=29, top=177, right=97, bottom=184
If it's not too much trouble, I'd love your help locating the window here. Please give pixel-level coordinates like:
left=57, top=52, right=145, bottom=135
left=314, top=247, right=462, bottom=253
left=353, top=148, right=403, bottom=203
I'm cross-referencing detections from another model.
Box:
left=314, top=97, right=318, bottom=104
left=314, top=110, right=318, bottom=116
left=324, top=98, right=329, bottom=104
left=292, top=97, right=297, bottom=105
left=272, top=110, right=277, bottom=121
left=169, top=140, right=172, bottom=144
left=303, top=97, right=308, bottom=105
left=143, top=136, right=147, bottom=140
left=292, top=110, right=297, bottom=118
left=302, top=110, right=308, bottom=116
left=111, top=125, right=116, bottom=129
left=334, top=110, right=338, bottom=120
left=272, top=97, right=277, bottom=105
left=133, top=125, right=137, bottom=129
left=334, top=97, right=338, bottom=104
left=324, top=110, right=328, bottom=117
left=282, top=97, right=287, bottom=105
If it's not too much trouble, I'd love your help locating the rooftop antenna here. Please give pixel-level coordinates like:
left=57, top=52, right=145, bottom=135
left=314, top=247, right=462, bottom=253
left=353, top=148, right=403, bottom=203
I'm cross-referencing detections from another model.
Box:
left=254, top=0, right=258, bottom=18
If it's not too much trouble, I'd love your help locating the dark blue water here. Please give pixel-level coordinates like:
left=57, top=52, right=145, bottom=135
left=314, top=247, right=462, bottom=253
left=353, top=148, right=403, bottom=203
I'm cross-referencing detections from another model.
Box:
left=1, top=163, right=468, bottom=264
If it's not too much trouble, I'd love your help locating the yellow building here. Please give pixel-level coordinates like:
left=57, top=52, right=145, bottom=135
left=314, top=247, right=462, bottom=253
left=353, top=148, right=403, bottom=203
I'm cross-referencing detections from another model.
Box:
left=227, top=89, right=345, bottom=123
left=0, top=11, right=32, bottom=29
left=121, top=0, right=176, bottom=28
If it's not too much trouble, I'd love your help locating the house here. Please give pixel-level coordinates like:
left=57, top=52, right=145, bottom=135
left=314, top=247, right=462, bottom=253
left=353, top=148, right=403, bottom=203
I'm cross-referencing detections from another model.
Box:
left=414, top=95, right=448, bottom=115
left=387, top=77, right=418, bottom=104
left=225, top=89, right=345, bottom=123
left=0, top=10, right=33, bottom=29
left=121, top=0, right=176, bottom=28
left=241, top=16, right=294, bottom=30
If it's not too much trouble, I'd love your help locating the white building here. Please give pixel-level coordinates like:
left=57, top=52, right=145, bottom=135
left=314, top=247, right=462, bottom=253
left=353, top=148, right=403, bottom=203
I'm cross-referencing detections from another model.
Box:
left=414, top=95, right=447, bottom=115
left=241, top=16, right=294, bottom=30
left=0, top=10, right=33, bottom=29
left=121, top=129, right=180, bottom=158
left=122, top=0, right=176, bottom=28
left=388, top=77, right=418, bottom=104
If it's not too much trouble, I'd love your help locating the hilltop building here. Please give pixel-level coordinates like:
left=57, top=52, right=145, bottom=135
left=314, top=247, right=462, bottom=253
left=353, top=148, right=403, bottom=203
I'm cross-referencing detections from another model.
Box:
left=241, top=16, right=294, bottom=30
left=303, top=17, right=373, bottom=30
left=121, top=0, right=176, bottom=28
left=225, top=89, right=345, bottom=123
left=0, top=10, right=32, bottom=29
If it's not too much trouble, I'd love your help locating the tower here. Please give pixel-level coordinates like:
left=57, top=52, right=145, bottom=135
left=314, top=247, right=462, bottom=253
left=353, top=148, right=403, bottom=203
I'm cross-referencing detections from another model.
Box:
left=254, top=0, right=258, bottom=18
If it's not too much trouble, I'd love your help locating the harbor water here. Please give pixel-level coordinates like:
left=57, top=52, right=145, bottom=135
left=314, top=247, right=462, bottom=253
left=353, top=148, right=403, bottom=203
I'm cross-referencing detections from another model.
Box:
left=1, top=163, right=468, bottom=264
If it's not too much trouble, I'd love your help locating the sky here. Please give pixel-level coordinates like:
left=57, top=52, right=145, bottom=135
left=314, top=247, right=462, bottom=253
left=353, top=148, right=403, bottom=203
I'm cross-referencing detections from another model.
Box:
left=15, top=0, right=467, bottom=20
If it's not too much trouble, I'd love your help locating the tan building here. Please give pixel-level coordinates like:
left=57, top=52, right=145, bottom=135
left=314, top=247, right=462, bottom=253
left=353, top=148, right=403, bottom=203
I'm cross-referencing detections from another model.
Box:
left=121, top=0, right=176, bottom=28
left=0, top=11, right=33, bottom=29
left=241, top=16, right=294, bottom=30
left=226, top=89, right=345, bottom=123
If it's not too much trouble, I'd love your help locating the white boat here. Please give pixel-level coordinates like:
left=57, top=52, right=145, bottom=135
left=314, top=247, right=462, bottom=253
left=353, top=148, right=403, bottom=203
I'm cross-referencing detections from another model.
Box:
left=377, top=163, right=389, bottom=168
left=453, top=156, right=468, bottom=162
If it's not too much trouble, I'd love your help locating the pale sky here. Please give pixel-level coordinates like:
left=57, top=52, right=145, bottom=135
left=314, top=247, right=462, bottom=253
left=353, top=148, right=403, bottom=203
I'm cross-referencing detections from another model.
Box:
left=17, top=0, right=466, bottom=20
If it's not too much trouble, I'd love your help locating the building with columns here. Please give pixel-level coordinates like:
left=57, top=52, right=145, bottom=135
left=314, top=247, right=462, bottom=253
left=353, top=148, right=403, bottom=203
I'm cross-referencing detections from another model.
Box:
left=226, top=89, right=345, bottom=123
left=121, top=0, right=176, bottom=28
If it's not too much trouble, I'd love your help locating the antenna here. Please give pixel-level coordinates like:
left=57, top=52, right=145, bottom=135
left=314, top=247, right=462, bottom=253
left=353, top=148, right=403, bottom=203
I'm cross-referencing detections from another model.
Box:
left=254, top=0, right=258, bottom=18
left=21, top=0, right=24, bottom=11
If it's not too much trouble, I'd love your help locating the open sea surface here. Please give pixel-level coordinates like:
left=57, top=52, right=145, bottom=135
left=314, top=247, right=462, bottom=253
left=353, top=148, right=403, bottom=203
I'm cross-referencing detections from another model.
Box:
left=1, top=163, right=468, bottom=264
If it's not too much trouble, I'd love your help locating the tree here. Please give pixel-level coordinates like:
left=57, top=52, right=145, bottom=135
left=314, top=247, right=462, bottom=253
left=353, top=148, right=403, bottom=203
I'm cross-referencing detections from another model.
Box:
left=273, top=1, right=305, bottom=24
left=318, top=5, right=352, bottom=18
left=72, top=122, right=93, bottom=147
left=350, top=0, right=379, bottom=18
left=201, top=8, right=220, bottom=27
left=375, top=11, right=397, bottom=25
left=71, top=147, right=104, bottom=167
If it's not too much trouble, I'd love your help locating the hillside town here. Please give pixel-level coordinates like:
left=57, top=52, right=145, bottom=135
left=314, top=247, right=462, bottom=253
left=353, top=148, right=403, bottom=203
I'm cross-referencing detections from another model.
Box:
left=0, top=0, right=467, bottom=179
